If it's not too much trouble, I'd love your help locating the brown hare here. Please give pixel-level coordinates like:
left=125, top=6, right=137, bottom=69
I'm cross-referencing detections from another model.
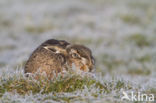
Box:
left=24, top=39, right=95, bottom=79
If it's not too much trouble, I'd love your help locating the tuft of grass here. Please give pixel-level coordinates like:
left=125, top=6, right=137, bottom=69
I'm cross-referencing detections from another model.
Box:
left=0, top=18, right=12, bottom=27
left=136, top=55, right=151, bottom=63
left=0, top=73, right=132, bottom=99
left=128, top=68, right=151, bottom=76
left=56, top=35, right=104, bottom=46
left=120, top=14, right=142, bottom=25
left=0, top=62, right=6, bottom=68
left=100, top=54, right=124, bottom=72
left=0, top=74, right=105, bottom=97
left=0, top=45, right=16, bottom=52
left=146, top=88, right=156, bottom=96
left=25, top=23, right=53, bottom=34
left=127, top=33, right=151, bottom=47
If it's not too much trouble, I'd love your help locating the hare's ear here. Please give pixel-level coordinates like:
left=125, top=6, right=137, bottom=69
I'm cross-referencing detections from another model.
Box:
left=43, top=46, right=60, bottom=53
left=44, top=46, right=56, bottom=52
left=43, top=45, right=67, bottom=54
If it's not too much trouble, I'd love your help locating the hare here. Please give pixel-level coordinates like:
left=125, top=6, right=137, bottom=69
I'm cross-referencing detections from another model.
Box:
left=24, top=39, right=95, bottom=78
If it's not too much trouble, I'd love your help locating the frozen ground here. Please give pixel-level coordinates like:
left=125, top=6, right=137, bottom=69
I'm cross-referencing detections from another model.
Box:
left=0, top=0, right=156, bottom=103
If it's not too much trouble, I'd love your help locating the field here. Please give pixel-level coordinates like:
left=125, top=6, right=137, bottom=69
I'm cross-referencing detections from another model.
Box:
left=0, top=0, right=156, bottom=103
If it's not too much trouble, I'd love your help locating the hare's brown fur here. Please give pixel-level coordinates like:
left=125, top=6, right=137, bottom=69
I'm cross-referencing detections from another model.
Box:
left=24, top=39, right=95, bottom=78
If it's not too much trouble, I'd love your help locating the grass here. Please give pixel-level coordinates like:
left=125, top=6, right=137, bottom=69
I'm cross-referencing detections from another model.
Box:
left=0, top=73, right=102, bottom=96
left=0, top=0, right=156, bottom=102
left=0, top=45, right=16, bottom=52
left=0, top=62, right=6, bottom=68
left=99, top=54, right=125, bottom=72
left=120, top=14, right=142, bottom=25
left=25, top=23, right=54, bottom=34
left=0, top=72, right=133, bottom=102
left=127, top=68, right=151, bottom=76
left=127, top=33, right=151, bottom=47
left=56, top=35, right=104, bottom=46
left=136, top=55, right=151, bottom=63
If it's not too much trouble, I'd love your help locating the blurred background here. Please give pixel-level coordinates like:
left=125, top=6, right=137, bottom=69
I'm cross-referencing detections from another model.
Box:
left=0, top=0, right=156, bottom=102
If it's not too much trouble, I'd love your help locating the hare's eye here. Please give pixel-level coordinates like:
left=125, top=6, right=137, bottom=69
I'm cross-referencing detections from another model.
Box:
left=72, top=53, right=79, bottom=58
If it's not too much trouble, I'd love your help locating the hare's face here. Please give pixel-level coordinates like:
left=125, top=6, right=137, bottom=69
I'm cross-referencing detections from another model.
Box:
left=67, top=45, right=95, bottom=72
left=40, top=40, right=95, bottom=72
